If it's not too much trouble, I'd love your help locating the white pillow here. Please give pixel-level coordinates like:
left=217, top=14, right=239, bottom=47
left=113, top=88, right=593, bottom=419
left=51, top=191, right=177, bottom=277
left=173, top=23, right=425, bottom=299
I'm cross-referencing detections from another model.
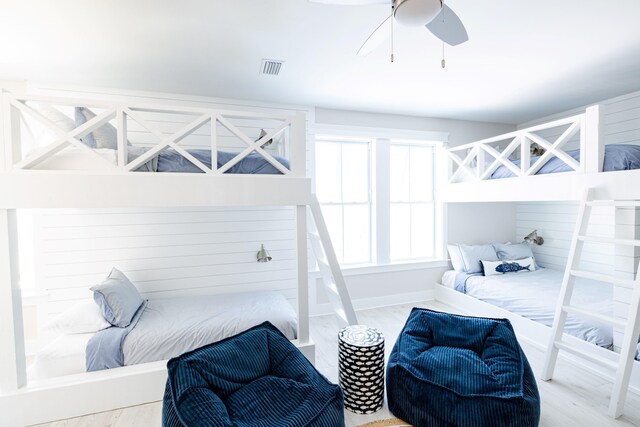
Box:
left=447, top=244, right=465, bottom=272
left=45, top=301, right=111, bottom=335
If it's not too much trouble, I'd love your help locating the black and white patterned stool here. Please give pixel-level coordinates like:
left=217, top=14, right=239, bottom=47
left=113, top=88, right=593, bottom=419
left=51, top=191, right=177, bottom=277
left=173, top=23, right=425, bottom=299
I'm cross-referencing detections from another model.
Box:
left=338, top=325, right=385, bottom=414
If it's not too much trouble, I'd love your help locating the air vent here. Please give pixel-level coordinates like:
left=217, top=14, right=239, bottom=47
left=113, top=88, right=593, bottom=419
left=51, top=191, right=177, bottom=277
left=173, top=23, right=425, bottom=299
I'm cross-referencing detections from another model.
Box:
left=260, top=59, right=284, bottom=76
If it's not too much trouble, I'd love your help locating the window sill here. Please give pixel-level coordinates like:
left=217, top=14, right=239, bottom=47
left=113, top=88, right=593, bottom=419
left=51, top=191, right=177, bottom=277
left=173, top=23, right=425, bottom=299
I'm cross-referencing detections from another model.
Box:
left=310, top=259, right=449, bottom=279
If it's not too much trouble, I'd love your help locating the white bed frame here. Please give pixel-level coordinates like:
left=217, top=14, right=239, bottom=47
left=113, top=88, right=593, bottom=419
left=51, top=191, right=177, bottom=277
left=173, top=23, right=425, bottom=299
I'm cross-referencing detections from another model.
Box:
left=0, top=89, right=336, bottom=426
left=442, top=104, right=640, bottom=202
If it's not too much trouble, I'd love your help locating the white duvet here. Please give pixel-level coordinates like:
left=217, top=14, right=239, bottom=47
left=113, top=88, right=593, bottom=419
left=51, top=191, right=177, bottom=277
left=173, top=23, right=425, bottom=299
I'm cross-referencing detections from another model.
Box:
left=30, top=291, right=297, bottom=380
left=461, top=268, right=614, bottom=348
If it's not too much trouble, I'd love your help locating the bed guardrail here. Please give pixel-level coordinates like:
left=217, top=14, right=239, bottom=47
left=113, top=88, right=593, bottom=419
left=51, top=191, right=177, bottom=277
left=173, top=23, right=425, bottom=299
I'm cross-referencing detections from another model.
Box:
left=446, top=105, right=603, bottom=184
left=0, top=90, right=306, bottom=177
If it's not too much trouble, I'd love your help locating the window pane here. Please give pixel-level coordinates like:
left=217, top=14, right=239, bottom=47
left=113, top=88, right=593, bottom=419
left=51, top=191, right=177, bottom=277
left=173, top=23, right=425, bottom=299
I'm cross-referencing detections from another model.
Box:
left=390, top=146, right=410, bottom=202
left=321, top=205, right=344, bottom=262
left=316, top=142, right=342, bottom=203
left=411, top=203, right=434, bottom=258
left=341, top=143, right=369, bottom=203
left=390, top=203, right=411, bottom=260
left=409, top=147, right=433, bottom=202
left=343, top=204, right=371, bottom=264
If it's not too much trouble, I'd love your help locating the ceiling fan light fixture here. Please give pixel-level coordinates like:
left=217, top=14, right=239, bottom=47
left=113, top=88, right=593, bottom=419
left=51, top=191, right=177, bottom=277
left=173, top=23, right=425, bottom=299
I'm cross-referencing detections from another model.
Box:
left=393, top=0, right=442, bottom=27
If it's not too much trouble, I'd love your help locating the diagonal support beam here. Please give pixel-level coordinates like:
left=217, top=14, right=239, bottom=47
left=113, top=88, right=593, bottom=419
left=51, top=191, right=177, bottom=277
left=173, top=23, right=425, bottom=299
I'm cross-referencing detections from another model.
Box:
left=217, top=117, right=290, bottom=175
left=12, top=102, right=117, bottom=170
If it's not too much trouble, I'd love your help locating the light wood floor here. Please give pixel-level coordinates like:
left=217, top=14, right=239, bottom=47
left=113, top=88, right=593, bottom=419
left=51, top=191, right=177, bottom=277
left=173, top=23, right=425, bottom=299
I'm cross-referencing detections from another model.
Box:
left=34, top=300, right=640, bottom=427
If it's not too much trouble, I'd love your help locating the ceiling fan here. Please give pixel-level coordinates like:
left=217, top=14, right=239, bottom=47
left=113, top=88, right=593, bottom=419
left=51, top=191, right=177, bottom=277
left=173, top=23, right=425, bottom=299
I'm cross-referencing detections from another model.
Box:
left=309, top=0, right=468, bottom=59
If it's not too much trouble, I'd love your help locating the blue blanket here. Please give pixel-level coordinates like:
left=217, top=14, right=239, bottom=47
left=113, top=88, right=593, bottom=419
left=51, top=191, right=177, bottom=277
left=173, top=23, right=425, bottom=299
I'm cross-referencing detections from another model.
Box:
left=491, top=144, right=640, bottom=179
left=157, top=149, right=289, bottom=174
left=86, top=300, right=147, bottom=372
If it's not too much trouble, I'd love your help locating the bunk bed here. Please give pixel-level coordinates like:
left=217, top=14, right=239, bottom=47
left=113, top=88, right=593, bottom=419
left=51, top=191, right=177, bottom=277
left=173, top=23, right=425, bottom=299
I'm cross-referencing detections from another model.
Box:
left=437, top=103, right=640, bottom=417
left=442, top=105, right=640, bottom=202
left=0, top=89, right=357, bottom=426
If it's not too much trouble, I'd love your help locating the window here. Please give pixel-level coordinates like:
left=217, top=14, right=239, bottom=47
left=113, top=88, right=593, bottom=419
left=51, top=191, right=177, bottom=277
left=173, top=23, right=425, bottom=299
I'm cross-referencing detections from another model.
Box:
left=315, top=138, right=371, bottom=265
left=315, top=132, right=441, bottom=268
left=389, top=143, right=435, bottom=260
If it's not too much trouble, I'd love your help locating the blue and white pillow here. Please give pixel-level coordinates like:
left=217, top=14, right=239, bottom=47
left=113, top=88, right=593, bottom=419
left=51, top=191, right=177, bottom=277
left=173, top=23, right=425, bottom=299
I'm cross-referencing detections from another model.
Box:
left=91, top=268, right=144, bottom=327
left=482, top=257, right=536, bottom=276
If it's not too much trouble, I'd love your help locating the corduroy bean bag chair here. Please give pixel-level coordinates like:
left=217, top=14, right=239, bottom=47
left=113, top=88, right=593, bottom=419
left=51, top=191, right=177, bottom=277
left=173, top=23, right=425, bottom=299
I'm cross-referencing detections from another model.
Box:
left=162, top=322, right=345, bottom=427
left=386, top=308, right=540, bottom=427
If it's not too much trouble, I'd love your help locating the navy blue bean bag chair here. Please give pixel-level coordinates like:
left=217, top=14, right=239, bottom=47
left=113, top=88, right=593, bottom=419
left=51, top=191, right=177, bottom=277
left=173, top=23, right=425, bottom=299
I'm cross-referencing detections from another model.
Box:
left=387, top=308, right=540, bottom=427
left=162, top=322, right=345, bottom=427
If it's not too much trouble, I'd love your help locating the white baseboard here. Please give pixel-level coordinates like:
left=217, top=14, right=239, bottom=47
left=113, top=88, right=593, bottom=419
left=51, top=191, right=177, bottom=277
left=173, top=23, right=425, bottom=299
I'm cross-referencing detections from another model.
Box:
left=310, top=289, right=434, bottom=318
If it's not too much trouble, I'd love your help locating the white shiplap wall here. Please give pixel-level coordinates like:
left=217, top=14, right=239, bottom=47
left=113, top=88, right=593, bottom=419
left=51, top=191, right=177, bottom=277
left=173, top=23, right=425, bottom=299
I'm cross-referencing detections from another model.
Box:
left=24, top=85, right=314, bottom=323
left=34, top=206, right=298, bottom=319
left=516, top=202, right=614, bottom=274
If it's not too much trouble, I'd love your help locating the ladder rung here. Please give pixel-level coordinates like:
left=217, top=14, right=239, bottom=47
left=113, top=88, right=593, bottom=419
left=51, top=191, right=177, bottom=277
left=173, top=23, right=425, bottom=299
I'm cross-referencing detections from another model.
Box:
left=587, top=200, right=640, bottom=207
left=577, top=236, right=640, bottom=246
left=570, top=270, right=638, bottom=290
left=554, top=341, right=618, bottom=370
left=309, top=232, right=321, bottom=241
left=562, top=305, right=627, bottom=329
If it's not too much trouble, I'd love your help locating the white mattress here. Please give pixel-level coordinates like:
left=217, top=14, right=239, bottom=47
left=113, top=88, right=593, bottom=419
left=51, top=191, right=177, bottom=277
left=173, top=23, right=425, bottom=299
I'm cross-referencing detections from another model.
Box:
left=29, top=291, right=297, bottom=380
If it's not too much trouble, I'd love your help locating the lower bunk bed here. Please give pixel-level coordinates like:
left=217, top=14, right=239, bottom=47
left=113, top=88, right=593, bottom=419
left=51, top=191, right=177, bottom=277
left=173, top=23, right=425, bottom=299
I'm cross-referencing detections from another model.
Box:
left=435, top=268, right=640, bottom=392
left=30, top=282, right=298, bottom=381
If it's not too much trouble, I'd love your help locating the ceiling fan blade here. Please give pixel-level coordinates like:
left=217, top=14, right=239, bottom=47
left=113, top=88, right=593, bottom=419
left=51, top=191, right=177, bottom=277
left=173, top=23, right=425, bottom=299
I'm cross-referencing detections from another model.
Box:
left=308, top=0, right=389, bottom=5
left=357, top=15, right=392, bottom=56
left=425, top=4, right=469, bottom=46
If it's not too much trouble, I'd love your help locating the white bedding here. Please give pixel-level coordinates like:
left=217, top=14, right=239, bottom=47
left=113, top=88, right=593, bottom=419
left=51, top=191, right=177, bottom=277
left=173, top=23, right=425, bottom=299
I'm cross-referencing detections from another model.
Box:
left=29, top=291, right=298, bottom=380
left=451, top=268, right=614, bottom=349
left=28, top=334, right=93, bottom=381
left=123, top=291, right=297, bottom=365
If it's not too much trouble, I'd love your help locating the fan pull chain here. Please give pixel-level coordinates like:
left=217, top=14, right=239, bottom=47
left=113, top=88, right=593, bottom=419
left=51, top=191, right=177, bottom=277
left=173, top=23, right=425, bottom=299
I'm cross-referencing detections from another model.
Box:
left=390, top=5, right=395, bottom=63
left=440, top=1, right=446, bottom=68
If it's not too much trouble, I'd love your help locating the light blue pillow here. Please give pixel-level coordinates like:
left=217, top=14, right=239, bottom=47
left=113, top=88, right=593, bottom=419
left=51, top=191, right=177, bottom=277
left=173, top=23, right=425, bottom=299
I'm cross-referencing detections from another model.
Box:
left=455, top=244, right=499, bottom=274
left=493, top=242, right=536, bottom=263
left=74, top=107, right=97, bottom=148
left=91, top=268, right=144, bottom=328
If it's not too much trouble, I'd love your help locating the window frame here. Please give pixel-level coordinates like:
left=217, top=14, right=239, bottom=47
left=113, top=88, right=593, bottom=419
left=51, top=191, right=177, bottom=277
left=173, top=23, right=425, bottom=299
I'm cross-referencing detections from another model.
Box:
left=312, top=125, right=448, bottom=269
left=314, top=136, right=373, bottom=265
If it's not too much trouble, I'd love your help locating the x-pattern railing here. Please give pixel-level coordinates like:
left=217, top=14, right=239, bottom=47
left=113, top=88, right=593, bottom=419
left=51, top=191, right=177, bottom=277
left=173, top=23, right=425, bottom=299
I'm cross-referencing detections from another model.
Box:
left=447, top=113, right=588, bottom=183
left=2, top=92, right=301, bottom=176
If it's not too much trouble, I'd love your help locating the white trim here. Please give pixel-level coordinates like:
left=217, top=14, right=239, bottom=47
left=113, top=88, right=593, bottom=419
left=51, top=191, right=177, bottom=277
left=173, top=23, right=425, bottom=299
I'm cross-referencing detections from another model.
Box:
left=311, top=123, right=449, bottom=143
left=309, top=259, right=449, bottom=279
left=310, top=289, right=435, bottom=317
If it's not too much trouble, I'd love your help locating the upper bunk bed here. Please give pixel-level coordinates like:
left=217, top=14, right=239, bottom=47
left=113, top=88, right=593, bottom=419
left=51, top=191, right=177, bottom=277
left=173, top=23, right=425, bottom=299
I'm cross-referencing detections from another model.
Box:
left=441, top=105, right=640, bottom=202
left=0, top=90, right=311, bottom=209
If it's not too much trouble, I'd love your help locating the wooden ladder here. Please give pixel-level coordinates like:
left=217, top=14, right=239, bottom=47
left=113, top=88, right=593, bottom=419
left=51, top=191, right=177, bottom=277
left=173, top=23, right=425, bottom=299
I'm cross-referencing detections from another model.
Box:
left=308, top=195, right=358, bottom=328
left=541, top=188, right=640, bottom=418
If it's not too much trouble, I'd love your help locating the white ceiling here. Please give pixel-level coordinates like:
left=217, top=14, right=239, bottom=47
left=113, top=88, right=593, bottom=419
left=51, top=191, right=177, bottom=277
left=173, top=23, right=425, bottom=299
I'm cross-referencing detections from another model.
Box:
left=1, top=0, right=640, bottom=124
